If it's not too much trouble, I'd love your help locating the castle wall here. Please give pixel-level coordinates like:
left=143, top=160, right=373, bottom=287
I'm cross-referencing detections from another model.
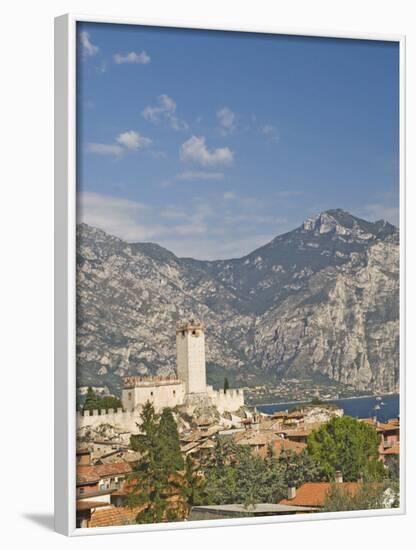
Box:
left=207, top=387, right=245, bottom=413
left=77, top=408, right=141, bottom=434
left=122, top=381, right=185, bottom=412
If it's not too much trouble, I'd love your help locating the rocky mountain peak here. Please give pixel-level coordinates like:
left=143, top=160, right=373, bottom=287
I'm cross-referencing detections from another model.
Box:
left=302, top=209, right=397, bottom=240
left=76, top=210, right=399, bottom=396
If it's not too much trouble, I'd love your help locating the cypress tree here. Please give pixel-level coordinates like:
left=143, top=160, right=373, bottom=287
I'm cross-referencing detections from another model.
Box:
left=128, top=403, right=185, bottom=523
left=159, top=408, right=184, bottom=472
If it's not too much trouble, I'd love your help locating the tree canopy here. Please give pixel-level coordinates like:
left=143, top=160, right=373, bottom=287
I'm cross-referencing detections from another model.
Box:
left=307, top=416, right=385, bottom=481
left=276, top=449, right=324, bottom=488
left=323, top=480, right=399, bottom=512
left=201, top=439, right=286, bottom=507
left=82, top=387, right=122, bottom=412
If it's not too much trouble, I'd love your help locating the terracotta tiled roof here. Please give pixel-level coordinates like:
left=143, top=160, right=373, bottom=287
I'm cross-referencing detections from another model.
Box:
left=181, top=441, right=201, bottom=453
left=94, top=461, right=132, bottom=477
left=76, top=500, right=109, bottom=511
left=76, top=466, right=100, bottom=485
left=234, top=432, right=270, bottom=446
left=279, top=482, right=360, bottom=507
left=284, top=429, right=312, bottom=438
left=271, top=438, right=306, bottom=457
left=77, top=461, right=132, bottom=485
left=90, top=505, right=145, bottom=527
left=377, top=421, right=400, bottom=432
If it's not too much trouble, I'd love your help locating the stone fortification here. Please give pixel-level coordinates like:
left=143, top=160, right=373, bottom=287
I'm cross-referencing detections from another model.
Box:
left=77, top=319, right=245, bottom=434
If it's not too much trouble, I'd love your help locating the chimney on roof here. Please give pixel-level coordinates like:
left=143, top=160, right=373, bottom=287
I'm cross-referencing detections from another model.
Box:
left=335, top=470, right=343, bottom=484
left=287, top=486, right=296, bottom=500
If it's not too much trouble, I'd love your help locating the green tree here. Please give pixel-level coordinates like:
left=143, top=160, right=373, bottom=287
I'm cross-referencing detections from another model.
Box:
left=307, top=416, right=385, bottom=482
left=181, top=455, right=207, bottom=512
left=127, top=403, right=186, bottom=523
left=277, top=449, right=324, bottom=488
left=83, top=387, right=102, bottom=412
left=202, top=439, right=286, bottom=507
left=100, top=395, right=122, bottom=410
left=323, top=481, right=399, bottom=512
left=158, top=407, right=184, bottom=472
left=223, top=377, right=230, bottom=393
left=386, top=455, right=400, bottom=481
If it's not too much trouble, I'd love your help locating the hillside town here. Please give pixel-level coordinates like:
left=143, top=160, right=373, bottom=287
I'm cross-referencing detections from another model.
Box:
left=76, top=321, right=400, bottom=528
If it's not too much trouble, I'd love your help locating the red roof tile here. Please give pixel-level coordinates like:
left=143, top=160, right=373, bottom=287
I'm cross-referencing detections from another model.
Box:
left=77, top=461, right=132, bottom=485
left=90, top=505, right=145, bottom=527
left=279, top=482, right=360, bottom=507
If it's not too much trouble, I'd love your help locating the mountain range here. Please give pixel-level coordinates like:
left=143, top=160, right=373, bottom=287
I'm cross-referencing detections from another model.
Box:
left=76, top=209, right=399, bottom=396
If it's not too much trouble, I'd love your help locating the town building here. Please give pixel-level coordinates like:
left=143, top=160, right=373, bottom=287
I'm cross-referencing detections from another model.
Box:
left=75, top=448, right=133, bottom=528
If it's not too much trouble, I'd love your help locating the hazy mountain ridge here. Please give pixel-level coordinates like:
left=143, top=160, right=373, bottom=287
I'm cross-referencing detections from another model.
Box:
left=76, top=209, right=399, bottom=395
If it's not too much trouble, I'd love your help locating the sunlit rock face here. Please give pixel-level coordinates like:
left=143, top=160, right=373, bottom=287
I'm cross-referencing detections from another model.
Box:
left=76, top=209, right=399, bottom=395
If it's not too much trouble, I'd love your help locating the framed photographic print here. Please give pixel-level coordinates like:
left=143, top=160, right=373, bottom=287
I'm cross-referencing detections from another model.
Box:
left=54, top=14, right=405, bottom=536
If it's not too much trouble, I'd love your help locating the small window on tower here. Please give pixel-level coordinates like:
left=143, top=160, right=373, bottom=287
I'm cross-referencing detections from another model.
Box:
left=182, top=330, right=185, bottom=336
left=150, top=391, right=153, bottom=396
left=192, top=330, right=196, bottom=335
left=128, top=392, right=132, bottom=400
left=173, top=390, right=176, bottom=396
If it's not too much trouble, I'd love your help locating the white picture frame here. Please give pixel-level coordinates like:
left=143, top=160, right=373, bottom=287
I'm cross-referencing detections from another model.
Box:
left=54, top=13, right=406, bottom=536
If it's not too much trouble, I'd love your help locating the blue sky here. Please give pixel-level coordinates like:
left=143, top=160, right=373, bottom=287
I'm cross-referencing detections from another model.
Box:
left=76, top=22, right=399, bottom=260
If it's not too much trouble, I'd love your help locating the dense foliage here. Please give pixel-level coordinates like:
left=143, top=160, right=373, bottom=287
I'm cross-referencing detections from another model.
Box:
left=201, top=440, right=285, bottom=507
left=276, top=449, right=324, bottom=488
left=307, top=416, right=385, bottom=481
left=82, top=387, right=122, bottom=412
left=323, top=481, right=399, bottom=512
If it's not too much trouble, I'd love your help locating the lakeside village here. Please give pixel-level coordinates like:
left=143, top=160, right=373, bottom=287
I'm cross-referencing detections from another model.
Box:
left=76, top=320, right=400, bottom=528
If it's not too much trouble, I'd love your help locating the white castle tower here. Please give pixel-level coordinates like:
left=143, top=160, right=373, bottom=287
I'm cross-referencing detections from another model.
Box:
left=176, top=320, right=207, bottom=395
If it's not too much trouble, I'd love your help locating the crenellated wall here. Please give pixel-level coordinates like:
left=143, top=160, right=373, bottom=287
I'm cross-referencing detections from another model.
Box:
left=77, top=408, right=141, bottom=433
left=207, top=387, right=245, bottom=413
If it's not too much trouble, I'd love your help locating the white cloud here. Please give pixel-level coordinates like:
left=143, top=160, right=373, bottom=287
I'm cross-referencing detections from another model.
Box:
left=77, top=189, right=298, bottom=260
left=217, top=107, right=236, bottom=135
left=360, top=203, right=399, bottom=227
left=113, top=51, right=150, bottom=64
left=86, top=143, right=123, bottom=157
left=176, top=171, right=224, bottom=182
left=260, top=124, right=279, bottom=142
left=116, top=130, right=152, bottom=150
left=77, top=192, right=163, bottom=242
left=86, top=130, right=152, bottom=157
left=79, top=31, right=99, bottom=57
left=180, top=136, right=234, bottom=167
left=142, top=94, right=187, bottom=130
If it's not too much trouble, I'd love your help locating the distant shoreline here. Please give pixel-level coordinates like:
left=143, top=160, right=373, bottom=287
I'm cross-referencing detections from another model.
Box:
left=254, top=393, right=399, bottom=409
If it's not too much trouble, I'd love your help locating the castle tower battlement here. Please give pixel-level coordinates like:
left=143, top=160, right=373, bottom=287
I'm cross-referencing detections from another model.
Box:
left=123, top=374, right=181, bottom=389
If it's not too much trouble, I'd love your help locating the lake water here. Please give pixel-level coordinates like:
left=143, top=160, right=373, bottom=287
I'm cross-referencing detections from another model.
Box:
left=257, top=394, right=400, bottom=423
